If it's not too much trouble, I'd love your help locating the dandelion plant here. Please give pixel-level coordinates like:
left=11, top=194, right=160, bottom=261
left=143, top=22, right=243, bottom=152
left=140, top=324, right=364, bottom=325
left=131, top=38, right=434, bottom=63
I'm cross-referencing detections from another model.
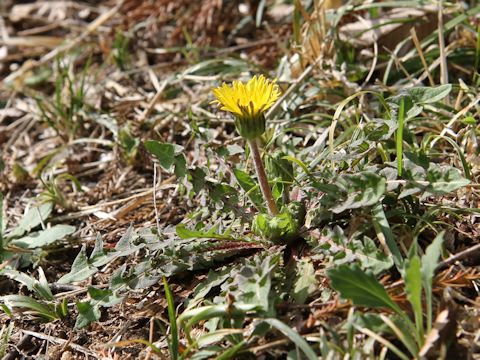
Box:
left=212, top=75, right=281, bottom=216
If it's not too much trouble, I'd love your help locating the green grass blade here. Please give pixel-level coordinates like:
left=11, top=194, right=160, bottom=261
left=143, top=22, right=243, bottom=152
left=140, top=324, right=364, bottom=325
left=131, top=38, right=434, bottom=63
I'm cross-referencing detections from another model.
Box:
left=2, top=295, right=58, bottom=322
left=214, top=340, right=245, bottom=360
left=421, top=232, right=444, bottom=333
left=372, top=203, right=404, bottom=271
left=426, top=134, right=471, bottom=180
left=264, top=318, right=317, bottom=360
left=404, top=255, right=424, bottom=343
left=354, top=325, right=410, bottom=360
left=396, top=98, right=405, bottom=177
left=163, top=277, right=179, bottom=360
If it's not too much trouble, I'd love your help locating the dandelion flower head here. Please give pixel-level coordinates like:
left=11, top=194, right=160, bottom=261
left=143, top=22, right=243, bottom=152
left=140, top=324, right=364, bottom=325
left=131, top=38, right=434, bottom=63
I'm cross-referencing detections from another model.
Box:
left=211, top=75, right=281, bottom=139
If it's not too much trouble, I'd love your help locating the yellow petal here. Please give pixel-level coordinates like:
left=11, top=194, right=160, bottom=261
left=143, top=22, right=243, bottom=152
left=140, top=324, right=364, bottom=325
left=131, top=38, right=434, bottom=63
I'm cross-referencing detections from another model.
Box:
left=211, top=75, right=281, bottom=120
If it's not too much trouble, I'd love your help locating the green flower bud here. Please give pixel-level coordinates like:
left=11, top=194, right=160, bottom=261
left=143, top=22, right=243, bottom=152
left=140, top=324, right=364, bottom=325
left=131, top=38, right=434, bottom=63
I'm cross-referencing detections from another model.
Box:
left=253, top=201, right=305, bottom=244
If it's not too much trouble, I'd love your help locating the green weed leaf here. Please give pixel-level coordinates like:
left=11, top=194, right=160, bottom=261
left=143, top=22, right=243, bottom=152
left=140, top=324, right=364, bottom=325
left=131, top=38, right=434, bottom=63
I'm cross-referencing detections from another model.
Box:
left=176, top=224, right=231, bottom=240
left=87, top=287, right=122, bottom=307
left=328, top=172, right=386, bottom=214
left=400, top=164, right=470, bottom=199
left=407, top=85, right=452, bottom=104
left=233, top=168, right=264, bottom=209
left=75, top=300, right=101, bottom=329
left=7, top=202, right=53, bottom=239
left=144, top=140, right=175, bottom=170
left=328, top=264, right=402, bottom=313
left=58, top=245, right=98, bottom=284
left=253, top=211, right=299, bottom=243
left=9, top=225, right=75, bottom=249
left=291, top=258, right=318, bottom=304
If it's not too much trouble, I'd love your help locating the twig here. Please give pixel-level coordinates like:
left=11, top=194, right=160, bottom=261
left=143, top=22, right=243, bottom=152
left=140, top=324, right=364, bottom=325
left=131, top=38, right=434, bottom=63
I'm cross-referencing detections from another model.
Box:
left=59, top=332, right=74, bottom=354
left=412, top=47, right=453, bottom=86
left=430, top=93, right=480, bottom=147
left=0, top=90, right=16, bottom=125
left=49, top=283, right=83, bottom=293
left=216, top=38, right=277, bottom=55
left=265, top=55, right=323, bottom=120
left=108, top=320, right=132, bottom=357
left=354, top=13, right=379, bottom=87
left=5, top=114, right=36, bottom=148
left=436, top=243, right=480, bottom=271
left=54, top=283, right=109, bottom=300
left=52, top=176, right=176, bottom=221
left=2, top=334, right=32, bottom=360
left=385, top=47, right=415, bottom=84
left=138, top=77, right=172, bottom=123
left=410, top=28, right=435, bottom=86
left=247, top=331, right=322, bottom=354
left=21, top=330, right=97, bottom=358
left=248, top=338, right=289, bottom=354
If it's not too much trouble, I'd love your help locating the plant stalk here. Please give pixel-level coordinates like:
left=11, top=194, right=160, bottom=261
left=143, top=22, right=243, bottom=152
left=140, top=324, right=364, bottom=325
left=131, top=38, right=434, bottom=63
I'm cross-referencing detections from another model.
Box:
left=248, top=138, right=278, bottom=215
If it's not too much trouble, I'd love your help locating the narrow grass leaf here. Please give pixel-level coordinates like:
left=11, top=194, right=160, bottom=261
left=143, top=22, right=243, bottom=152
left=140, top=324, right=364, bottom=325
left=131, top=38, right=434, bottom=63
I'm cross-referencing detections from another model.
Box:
left=427, top=135, right=471, bottom=180
left=405, top=255, right=424, bottom=341
left=164, top=277, right=179, bottom=360
left=0, top=322, right=13, bottom=358
left=421, top=232, right=444, bottom=332
left=475, top=24, right=480, bottom=83
left=371, top=203, right=404, bottom=271
left=396, top=97, right=405, bottom=177
left=35, top=267, right=54, bottom=301
left=2, top=295, right=57, bottom=321
left=214, top=340, right=245, bottom=360
left=255, top=0, right=267, bottom=26
left=264, top=318, right=317, bottom=360
left=354, top=325, right=410, bottom=360
left=196, top=329, right=244, bottom=348
left=179, top=304, right=260, bottom=342
left=380, top=314, right=419, bottom=358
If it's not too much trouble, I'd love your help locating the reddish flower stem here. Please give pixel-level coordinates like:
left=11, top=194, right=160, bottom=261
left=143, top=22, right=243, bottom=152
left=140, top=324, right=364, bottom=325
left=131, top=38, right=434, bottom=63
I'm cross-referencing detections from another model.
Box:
left=248, top=138, right=278, bottom=216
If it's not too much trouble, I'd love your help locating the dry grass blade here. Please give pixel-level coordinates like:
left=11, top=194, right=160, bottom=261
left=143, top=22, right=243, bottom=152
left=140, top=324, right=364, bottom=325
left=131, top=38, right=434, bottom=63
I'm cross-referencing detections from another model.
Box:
left=4, top=0, right=125, bottom=85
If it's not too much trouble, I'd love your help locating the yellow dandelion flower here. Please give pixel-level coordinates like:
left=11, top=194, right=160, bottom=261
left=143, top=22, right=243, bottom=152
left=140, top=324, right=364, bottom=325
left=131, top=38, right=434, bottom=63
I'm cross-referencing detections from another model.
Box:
left=212, top=75, right=281, bottom=139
